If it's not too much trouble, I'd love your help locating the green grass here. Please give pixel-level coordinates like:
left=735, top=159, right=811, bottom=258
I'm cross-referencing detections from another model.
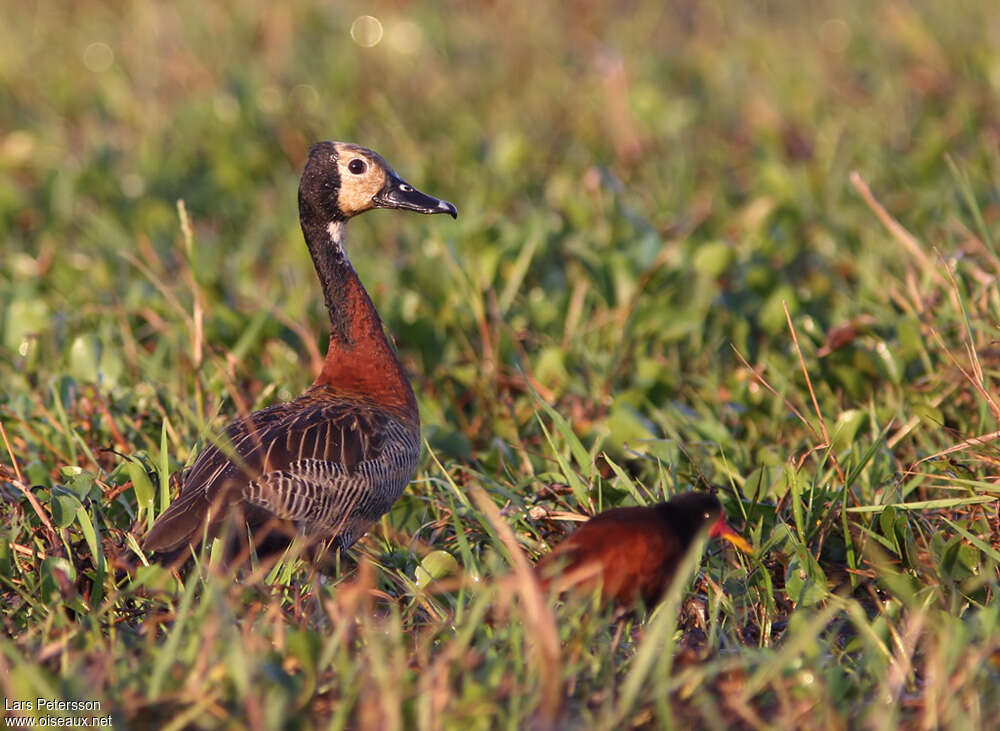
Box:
left=2, top=0, right=999, bottom=727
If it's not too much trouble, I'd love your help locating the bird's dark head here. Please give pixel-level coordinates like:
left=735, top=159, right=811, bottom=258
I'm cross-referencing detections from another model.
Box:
left=299, top=141, right=458, bottom=223
left=664, top=492, right=753, bottom=553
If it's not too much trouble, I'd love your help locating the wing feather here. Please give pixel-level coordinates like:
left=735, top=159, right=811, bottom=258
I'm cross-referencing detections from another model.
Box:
left=142, top=388, right=418, bottom=555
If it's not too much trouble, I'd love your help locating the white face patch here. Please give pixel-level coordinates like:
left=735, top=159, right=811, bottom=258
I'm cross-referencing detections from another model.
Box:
left=331, top=143, right=389, bottom=217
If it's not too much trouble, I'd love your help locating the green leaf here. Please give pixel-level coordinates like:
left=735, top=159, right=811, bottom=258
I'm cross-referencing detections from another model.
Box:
left=126, top=459, right=156, bottom=528
left=760, top=287, right=798, bottom=334
left=941, top=517, right=1000, bottom=564
left=0, top=539, right=11, bottom=579
left=600, top=454, right=649, bottom=505
left=847, top=496, right=996, bottom=513
left=879, top=505, right=900, bottom=555
left=49, top=489, right=83, bottom=529
left=785, top=546, right=828, bottom=607
left=68, top=334, right=101, bottom=384
left=606, top=399, right=656, bottom=449
left=159, top=421, right=171, bottom=514
left=831, top=409, right=867, bottom=454
left=39, top=557, right=76, bottom=602
left=75, top=504, right=101, bottom=563
left=415, top=550, right=460, bottom=589
left=59, top=466, right=96, bottom=500
left=896, top=316, right=924, bottom=359
left=128, top=564, right=178, bottom=593
left=873, top=341, right=902, bottom=385
left=3, top=298, right=48, bottom=352
left=692, top=241, right=734, bottom=277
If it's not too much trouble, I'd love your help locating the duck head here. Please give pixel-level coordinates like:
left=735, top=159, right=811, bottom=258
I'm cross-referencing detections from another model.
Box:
left=299, top=141, right=458, bottom=222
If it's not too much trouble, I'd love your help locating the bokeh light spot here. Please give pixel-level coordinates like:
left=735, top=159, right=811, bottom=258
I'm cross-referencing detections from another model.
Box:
left=214, top=93, right=240, bottom=123
left=2, top=131, right=36, bottom=164
left=351, top=16, right=383, bottom=48
left=83, top=42, right=114, bottom=72
left=819, top=18, right=850, bottom=54
left=387, top=20, right=423, bottom=55
left=289, top=84, right=320, bottom=113
left=257, top=86, right=283, bottom=115
left=121, top=174, right=145, bottom=199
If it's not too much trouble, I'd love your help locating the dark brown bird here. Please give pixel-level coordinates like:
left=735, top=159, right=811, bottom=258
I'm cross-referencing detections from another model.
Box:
left=535, top=492, right=752, bottom=607
left=142, top=142, right=457, bottom=566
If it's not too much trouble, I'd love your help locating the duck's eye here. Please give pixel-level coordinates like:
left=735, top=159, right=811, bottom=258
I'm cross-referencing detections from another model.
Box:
left=703, top=512, right=710, bottom=520
left=348, top=158, right=367, bottom=175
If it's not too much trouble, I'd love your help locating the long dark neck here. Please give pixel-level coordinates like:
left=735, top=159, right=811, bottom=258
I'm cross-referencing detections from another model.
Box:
left=299, top=199, right=356, bottom=340
left=298, top=200, right=417, bottom=418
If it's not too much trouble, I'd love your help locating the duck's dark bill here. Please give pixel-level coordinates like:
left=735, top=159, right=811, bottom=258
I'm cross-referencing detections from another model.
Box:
left=374, top=175, right=458, bottom=218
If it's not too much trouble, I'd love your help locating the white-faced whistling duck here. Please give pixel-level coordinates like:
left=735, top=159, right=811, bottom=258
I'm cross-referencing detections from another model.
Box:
left=535, top=492, right=752, bottom=608
left=142, top=142, right=457, bottom=566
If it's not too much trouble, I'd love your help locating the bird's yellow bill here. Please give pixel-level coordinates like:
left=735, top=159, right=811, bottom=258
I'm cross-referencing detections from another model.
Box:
left=715, top=523, right=754, bottom=554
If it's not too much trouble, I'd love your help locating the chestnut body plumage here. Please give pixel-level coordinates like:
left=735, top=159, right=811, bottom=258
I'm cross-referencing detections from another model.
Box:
left=142, top=142, right=456, bottom=565
left=536, top=492, right=751, bottom=607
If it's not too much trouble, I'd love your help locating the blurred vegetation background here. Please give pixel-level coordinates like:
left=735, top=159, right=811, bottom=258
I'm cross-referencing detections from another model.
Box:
left=1, top=0, right=999, bottom=728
